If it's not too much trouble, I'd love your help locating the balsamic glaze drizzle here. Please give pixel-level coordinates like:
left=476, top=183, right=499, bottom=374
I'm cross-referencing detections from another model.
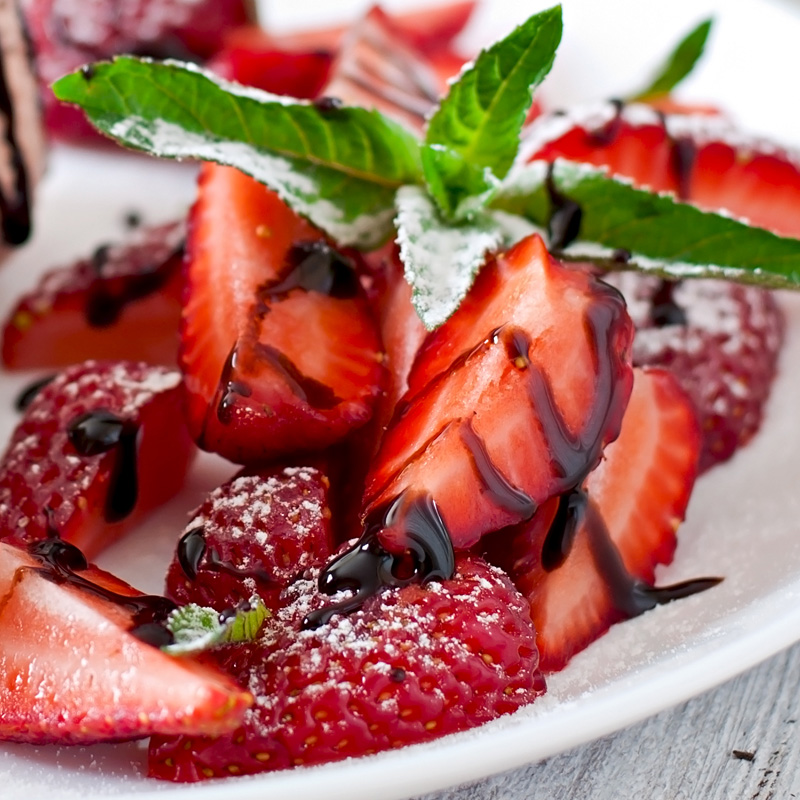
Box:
left=176, top=527, right=275, bottom=584
left=545, top=164, right=583, bottom=251
left=25, top=537, right=176, bottom=634
left=303, top=493, right=455, bottom=629
left=14, top=374, right=55, bottom=412
left=66, top=409, right=140, bottom=522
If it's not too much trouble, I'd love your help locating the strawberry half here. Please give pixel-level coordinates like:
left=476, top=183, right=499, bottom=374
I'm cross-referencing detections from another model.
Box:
left=2, top=221, right=184, bottom=370
left=0, top=360, right=194, bottom=559
left=523, top=101, right=800, bottom=237
left=181, top=164, right=383, bottom=464
left=362, top=234, right=634, bottom=555
left=0, top=539, right=251, bottom=744
left=495, top=368, right=706, bottom=672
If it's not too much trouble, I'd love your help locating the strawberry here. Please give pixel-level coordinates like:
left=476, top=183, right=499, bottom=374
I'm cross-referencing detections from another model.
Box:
left=165, top=464, right=335, bottom=612
left=360, top=233, right=634, bottom=558
left=323, top=6, right=459, bottom=132
left=24, top=0, right=255, bottom=143
left=0, top=360, right=195, bottom=559
left=149, top=551, right=542, bottom=780
left=522, top=101, right=800, bottom=236
left=208, top=31, right=333, bottom=99
left=255, top=1, right=476, bottom=57
left=0, top=539, right=251, bottom=744
left=604, top=272, right=784, bottom=472
left=181, top=164, right=383, bottom=464
left=491, top=368, right=709, bottom=672
left=2, top=221, right=184, bottom=370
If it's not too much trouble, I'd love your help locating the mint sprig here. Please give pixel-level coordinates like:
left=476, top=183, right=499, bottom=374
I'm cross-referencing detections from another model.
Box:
left=52, top=8, right=800, bottom=330
left=54, top=58, right=422, bottom=249
left=424, top=5, right=562, bottom=217
left=628, top=18, right=713, bottom=102
left=492, top=160, right=800, bottom=288
left=162, top=597, right=269, bottom=656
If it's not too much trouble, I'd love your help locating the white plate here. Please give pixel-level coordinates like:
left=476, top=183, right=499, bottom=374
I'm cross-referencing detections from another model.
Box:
left=2, top=0, right=800, bottom=797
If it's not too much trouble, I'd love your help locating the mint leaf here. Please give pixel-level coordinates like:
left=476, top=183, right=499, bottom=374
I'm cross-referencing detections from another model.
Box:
left=53, top=57, right=423, bottom=249
left=629, top=18, right=713, bottom=101
left=492, top=160, right=800, bottom=288
left=421, top=144, right=499, bottom=221
left=424, top=5, right=562, bottom=216
left=396, top=186, right=506, bottom=329
left=162, top=597, right=269, bottom=655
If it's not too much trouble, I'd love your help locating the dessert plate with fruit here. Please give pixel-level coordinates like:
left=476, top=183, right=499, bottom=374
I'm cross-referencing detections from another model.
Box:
left=3, top=0, right=800, bottom=798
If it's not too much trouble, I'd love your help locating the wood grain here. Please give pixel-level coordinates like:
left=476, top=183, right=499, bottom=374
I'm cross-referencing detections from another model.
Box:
left=419, top=641, right=800, bottom=800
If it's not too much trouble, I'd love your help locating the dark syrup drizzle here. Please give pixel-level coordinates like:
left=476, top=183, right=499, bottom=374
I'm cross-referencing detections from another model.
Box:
left=0, top=10, right=32, bottom=246
left=66, top=409, right=139, bottom=522
left=589, top=98, right=624, bottom=147
left=545, top=495, right=721, bottom=618
left=14, top=374, right=56, bottom=411
left=303, top=493, right=455, bottom=630
left=650, top=279, right=687, bottom=327
left=545, top=164, right=583, bottom=251
left=259, top=240, right=359, bottom=302
left=83, top=237, right=184, bottom=328
left=176, top=527, right=276, bottom=584
left=214, top=239, right=357, bottom=424
left=313, top=96, right=344, bottom=113
left=25, top=536, right=177, bottom=639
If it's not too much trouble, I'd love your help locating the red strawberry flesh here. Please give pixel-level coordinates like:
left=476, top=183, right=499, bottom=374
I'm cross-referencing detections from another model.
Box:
left=181, top=164, right=383, bottom=463
left=2, top=221, right=185, bottom=370
left=149, top=551, right=542, bottom=780
left=363, top=234, right=634, bottom=553
left=0, top=540, right=251, bottom=744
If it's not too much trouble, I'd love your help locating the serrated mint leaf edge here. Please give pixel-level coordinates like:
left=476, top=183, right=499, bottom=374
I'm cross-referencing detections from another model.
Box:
left=52, top=58, right=422, bottom=248
left=395, top=185, right=506, bottom=330
left=425, top=6, right=562, bottom=180
left=492, top=159, right=800, bottom=288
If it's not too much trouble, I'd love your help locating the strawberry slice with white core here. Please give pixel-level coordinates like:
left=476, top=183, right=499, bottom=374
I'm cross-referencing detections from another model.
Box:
left=181, top=164, right=383, bottom=464
left=522, top=101, right=800, bottom=237
left=0, top=360, right=194, bottom=559
left=0, top=540, right=251, bottom=744
left=363, top=234, right=634, bottom=554
left=501, top=368, right=709, bottom=672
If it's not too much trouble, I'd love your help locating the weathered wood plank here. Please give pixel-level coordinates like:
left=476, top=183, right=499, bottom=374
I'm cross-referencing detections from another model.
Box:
left=419, top=641, right=800, bottom=800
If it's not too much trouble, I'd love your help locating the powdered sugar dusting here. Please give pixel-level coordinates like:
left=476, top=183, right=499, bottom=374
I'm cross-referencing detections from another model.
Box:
left=395, top=185, right=504, bottom=329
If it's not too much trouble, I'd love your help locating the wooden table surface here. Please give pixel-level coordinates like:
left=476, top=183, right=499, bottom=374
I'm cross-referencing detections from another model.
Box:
left=419, top=641, right=800, bottom=800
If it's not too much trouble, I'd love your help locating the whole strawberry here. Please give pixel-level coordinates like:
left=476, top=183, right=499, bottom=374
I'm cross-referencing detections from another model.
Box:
left=166, top=465, right=335, bottom=612
left=149, top=553, right=543, bottom=780
left=604, top=273, right=783, bottom=471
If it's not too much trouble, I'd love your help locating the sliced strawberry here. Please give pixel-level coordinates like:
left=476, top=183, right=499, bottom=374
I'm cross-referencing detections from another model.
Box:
left=494, top=368, right=704, bottom=672
left=362, top=234, right=634, bottom=555
left=2, top=221, right=184, bottom=370
left=182, top=164, right=383, bottom=464
left=323, top=6, right=459, bottom=132
left=0, top=360, right=195, bottom=559
left=24, top=0, right=255, bottom=143
left=0, top=539, right=251, bottom=744
left=165, top=464, right=335, bottom=612
left=149, top=551, right=541, bottom=780
left=523, top=101, right=800, bottom=236
left=209, top=27, right=333, bottom=98
left=260, top=1, right=476, bottom=56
